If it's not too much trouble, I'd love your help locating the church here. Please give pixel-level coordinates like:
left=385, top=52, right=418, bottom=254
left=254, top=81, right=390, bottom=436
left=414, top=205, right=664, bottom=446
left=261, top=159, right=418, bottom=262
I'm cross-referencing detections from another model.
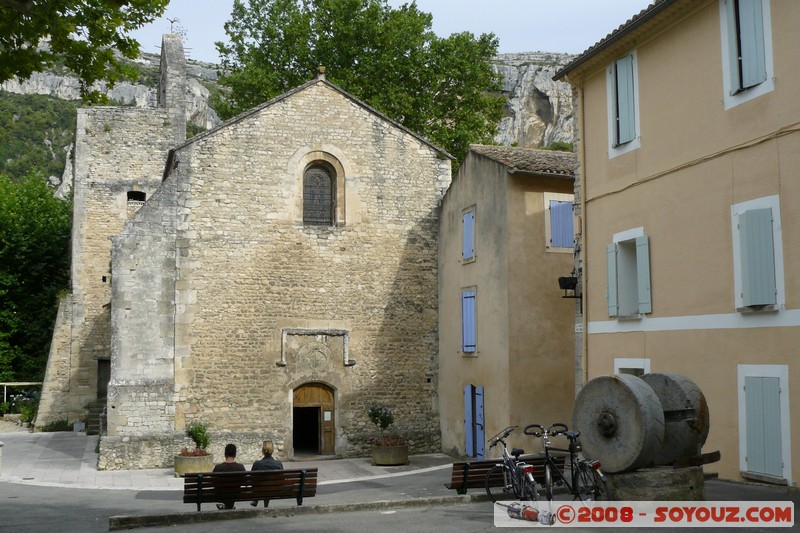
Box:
left=36, top=35, right=450, bottom=469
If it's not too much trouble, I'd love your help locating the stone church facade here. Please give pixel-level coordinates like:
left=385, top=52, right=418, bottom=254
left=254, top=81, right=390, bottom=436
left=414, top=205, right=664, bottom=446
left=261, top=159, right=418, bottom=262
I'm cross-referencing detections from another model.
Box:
left=37, top=36, right=449, bottom=469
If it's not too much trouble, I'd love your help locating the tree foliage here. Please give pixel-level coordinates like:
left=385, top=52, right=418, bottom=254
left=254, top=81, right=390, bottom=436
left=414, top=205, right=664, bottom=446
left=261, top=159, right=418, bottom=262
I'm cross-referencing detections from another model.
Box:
left=0, top=0, right=169, bottom=102
left=215, top=0, right=504, bottom=162
left=0, top=174, right=71, bottom=382
left=0, top=92, right=80, bottom=181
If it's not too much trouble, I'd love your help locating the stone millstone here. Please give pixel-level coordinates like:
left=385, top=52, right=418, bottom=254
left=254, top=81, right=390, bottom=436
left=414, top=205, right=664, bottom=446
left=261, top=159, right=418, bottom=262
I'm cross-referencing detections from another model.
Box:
left=642, top=372, right=710, bottom=466
left=572, top=374, right=665, bottom=473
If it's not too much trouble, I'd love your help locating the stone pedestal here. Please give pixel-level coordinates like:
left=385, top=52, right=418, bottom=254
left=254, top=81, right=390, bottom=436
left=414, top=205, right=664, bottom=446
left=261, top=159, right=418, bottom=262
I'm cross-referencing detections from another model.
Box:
left=371, top=444, right=409, bottom=466
left=606, top=466, right=704, bottom=500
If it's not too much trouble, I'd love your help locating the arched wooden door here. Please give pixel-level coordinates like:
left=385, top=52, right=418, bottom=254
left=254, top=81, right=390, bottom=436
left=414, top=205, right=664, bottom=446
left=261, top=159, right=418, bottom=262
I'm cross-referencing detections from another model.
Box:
left=293, top=383, right=335, bottom=455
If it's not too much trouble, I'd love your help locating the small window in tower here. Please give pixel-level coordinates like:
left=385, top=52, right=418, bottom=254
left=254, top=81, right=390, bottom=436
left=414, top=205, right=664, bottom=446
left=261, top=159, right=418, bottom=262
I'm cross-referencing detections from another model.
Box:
left=127, top=191, right=146, bottom=204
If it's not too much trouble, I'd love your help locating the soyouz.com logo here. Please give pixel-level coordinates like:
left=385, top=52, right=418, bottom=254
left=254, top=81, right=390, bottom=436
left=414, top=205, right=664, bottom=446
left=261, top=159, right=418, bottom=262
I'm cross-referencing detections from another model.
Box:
left=493, top=501, right=794, bottom=528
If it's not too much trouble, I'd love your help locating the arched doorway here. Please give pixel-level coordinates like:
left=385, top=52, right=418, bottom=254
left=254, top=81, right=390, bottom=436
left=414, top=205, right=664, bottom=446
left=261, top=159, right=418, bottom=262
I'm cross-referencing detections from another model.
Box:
left=293, top=382, right=335, bottom=455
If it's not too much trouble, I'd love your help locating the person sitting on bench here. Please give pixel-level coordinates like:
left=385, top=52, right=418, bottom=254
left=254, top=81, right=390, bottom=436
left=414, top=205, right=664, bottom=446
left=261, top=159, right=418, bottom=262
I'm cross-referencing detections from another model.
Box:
left=213, top=443, right=246, bottom=509
left=250, top=439, right=284, bottom=507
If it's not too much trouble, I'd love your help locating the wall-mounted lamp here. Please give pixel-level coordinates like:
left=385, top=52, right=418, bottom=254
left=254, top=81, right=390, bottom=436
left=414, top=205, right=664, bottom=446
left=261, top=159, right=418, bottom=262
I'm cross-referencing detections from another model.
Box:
left=558, top=276, right=581, bottom=302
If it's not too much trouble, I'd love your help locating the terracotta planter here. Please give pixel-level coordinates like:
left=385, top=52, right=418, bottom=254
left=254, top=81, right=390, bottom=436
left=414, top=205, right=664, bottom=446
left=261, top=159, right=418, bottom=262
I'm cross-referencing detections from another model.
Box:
left=371, top=444, right=409, bottom=466
left=174, top=454, right=214, bottom=477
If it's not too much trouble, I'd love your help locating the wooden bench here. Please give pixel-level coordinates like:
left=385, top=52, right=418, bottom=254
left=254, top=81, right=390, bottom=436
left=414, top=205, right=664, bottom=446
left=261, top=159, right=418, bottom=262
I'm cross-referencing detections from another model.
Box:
left=183, top=468, right=318, bottom=511
left=445, top=454, right=565, bottom=495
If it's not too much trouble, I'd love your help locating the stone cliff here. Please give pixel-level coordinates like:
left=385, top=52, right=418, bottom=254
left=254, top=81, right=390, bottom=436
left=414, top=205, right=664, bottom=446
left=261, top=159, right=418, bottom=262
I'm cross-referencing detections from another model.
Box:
left=2, top=52, right=576, bottom=149
left=0, top=53, right=220, bottom=130
left=492, top=52, right=576, bottom=148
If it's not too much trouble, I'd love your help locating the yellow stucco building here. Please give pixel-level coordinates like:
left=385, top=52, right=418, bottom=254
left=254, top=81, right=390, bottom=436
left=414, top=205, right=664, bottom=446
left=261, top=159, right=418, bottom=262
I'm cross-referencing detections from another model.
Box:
left=556, top=0, right=798, bottom=485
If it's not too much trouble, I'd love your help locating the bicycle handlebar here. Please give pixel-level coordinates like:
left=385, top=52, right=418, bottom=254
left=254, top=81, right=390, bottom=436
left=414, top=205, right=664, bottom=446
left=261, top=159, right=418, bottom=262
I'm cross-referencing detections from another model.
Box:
left=487, top=425, right=517, bottom=448
left=523, top=423, right=545, bottom=437
left=523, top=422, right=569, bottom=437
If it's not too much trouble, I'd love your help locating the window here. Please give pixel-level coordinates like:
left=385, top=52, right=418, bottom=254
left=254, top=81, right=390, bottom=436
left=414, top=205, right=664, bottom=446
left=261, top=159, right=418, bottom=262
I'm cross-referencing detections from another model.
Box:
left=606, top=228, right=651, bottom=318
left=731, top=196, right=783, bottom=311
left=614, top=358, right=651, bottom=377
left=544, top=193, right=574, bottom=251
left=720, top=0, right=773, bottom=109
left=462, top=208, right=475, bottom=261
left=303, top=164, right=335, bottom=225
left=127, top=191, right=146, bottom=203
left=461, top=289, right=476, bottom=353
left=606, top=52, right=640, bottom=157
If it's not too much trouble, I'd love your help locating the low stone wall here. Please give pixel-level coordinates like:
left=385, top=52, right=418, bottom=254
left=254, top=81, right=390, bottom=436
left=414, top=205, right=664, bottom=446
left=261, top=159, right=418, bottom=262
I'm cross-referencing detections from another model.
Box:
left=99, top=428, right=442, bottom=470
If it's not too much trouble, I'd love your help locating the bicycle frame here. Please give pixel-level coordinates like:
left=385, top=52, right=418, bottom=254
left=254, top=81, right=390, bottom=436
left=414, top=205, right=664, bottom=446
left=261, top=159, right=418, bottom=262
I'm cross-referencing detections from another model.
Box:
left=485, top=426, right=539, bottom=503
left=524, top=423, right=607, bottom=503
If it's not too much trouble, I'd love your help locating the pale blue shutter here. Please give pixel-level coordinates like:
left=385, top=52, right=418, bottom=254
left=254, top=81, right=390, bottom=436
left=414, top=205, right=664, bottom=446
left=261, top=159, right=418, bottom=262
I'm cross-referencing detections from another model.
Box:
left=737, top=0, right=767, bottom=89
left=614, top=55, right=636, bottom=145
left=464, top=384, right=474, bottom=457
left=462, top=210, right=475, bottom=260
left=739, top=208, right=776, bottom=306
left=475, top=386, right=485, bottom=459
left=461, top=291, right=476, bottom=352
left=636, top=235, right=652, bottom=314
left=745, top=376, right=782, bottom=477
left=606, top=243, right=619, bottom=317
left=550, top=201, right=574, bottom=248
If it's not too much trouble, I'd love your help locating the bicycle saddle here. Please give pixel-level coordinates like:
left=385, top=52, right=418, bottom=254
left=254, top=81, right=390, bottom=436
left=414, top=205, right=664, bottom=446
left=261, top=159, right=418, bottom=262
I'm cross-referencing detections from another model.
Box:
left=565, top=431, right=581, bottom=440
left=511, top=448, right=525, bottom=458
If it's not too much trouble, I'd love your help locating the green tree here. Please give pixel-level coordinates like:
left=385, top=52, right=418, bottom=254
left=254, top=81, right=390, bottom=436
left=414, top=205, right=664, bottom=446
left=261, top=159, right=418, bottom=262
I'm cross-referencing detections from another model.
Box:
left=0, top=93, right=80, bottom=181
left=215, top=0, right=504, bottom=162
left=0, top=174, right=71, bottom=382
left=0, top=0, right=169, bottom=102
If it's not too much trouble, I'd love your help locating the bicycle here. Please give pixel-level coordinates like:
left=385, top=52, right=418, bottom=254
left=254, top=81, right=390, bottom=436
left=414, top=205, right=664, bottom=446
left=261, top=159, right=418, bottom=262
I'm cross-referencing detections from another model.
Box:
left=483, top=426, right=539, bottom=504
left=523, top=423, right=608, bottom=503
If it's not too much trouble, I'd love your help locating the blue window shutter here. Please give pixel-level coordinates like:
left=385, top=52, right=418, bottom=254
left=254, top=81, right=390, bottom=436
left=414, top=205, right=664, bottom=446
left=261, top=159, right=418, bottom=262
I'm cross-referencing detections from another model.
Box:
left=739, top=208, right=776, bottom=306
left=635, top=235, right=652, bottom=314
left=462, top=210, right=475, bottom=260
left=614, top=55, right=636, bottom=145
left=464, top=384, right=474, bottom=457
left=737, top=0, right=767, bottom=89
left=461, top=291, right=476, bottom=352
left=606, top=243, right=619, bottom=317
left=550, top=201, right=574, bottom=248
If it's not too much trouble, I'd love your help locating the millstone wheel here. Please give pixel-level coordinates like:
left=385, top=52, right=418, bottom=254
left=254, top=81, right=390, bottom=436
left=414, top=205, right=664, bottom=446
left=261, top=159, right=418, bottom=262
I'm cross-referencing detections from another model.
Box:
left=572, top=374, right=664, bottom=473
left=642, top=372, right=709, bottom=466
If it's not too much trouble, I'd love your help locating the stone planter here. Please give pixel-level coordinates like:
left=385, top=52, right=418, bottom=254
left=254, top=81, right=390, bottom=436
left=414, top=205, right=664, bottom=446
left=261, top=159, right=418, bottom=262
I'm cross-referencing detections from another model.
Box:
left=371, top=444, right=409, bottom=466
left=174, top=454, right=215, bottom=477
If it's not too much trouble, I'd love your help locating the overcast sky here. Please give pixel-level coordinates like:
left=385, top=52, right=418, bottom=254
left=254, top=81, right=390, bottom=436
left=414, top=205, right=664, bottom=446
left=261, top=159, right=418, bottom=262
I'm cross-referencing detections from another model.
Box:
left=130, top=0, right=653, bottom=63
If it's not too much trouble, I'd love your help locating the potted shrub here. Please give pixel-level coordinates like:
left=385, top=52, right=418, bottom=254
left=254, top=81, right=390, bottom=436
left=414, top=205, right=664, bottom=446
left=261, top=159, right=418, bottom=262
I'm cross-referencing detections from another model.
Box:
left=174, top=420, right=214, bottom=477
left=367, top=404, right=408, bottom=466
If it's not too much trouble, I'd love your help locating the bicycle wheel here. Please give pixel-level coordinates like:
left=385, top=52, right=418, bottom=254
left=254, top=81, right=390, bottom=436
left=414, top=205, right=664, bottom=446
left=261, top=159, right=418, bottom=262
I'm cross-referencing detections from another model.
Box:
left=544, top=462, right=554, bottom=501
left=575, top=463, right=607, bottom=502
left=485, top=465, right=514, bottom=503
left=521, top=473, right=539, bottom=502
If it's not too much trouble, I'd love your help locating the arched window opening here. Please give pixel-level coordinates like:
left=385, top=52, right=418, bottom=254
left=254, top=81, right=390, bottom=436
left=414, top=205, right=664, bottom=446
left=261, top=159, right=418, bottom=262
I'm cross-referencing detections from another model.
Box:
left=127, top=191, right=146, bottom=203
left=303, top=165, right=335, bottom=225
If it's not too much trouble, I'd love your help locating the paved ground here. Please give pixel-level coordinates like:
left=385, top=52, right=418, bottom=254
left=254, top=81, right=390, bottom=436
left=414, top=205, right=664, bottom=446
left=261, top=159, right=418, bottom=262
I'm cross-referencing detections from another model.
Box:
left=0, top=418, right=797, bottom=531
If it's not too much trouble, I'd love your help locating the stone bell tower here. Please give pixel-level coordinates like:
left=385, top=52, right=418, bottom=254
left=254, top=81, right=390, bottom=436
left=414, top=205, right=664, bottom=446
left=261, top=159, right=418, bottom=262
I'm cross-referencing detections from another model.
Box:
left=36, top=35, right=187, bottom=430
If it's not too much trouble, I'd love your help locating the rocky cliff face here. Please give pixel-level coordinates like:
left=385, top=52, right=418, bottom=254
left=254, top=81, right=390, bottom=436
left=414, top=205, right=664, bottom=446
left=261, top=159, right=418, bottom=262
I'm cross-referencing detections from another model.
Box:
left=492, top=52, right=576, bottom=148
left=0, top=53, right=221, bottom=129
left=1, top=51, right=575, bottom=172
